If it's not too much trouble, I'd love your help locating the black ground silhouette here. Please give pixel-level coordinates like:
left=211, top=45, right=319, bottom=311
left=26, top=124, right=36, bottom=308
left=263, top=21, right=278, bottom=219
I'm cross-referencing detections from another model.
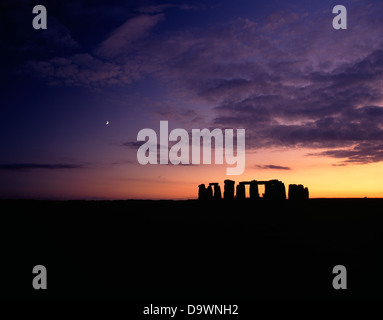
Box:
left=1, top=198, right=383, bottom=299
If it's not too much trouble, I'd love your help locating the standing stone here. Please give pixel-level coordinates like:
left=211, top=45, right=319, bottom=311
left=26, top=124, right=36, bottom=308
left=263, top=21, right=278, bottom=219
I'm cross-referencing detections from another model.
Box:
left=304, top=187, right=309, bottom=200
left=288, top=184, right=309, bottom=200
left=236, top=183, right=246, bottom=200
left=206, top=185, right=213, bottom=200
left=250, top=180, right=259, bottom=199
left=214, top=185, right=222, bottom=200
left=224, top=180, right=235, bottom=200
left=198, top=184, right=206, bottom=200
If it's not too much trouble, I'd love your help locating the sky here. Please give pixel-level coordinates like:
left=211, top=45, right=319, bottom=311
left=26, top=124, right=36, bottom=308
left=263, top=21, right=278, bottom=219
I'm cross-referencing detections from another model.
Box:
left=0, top=0, right=383, bottom=199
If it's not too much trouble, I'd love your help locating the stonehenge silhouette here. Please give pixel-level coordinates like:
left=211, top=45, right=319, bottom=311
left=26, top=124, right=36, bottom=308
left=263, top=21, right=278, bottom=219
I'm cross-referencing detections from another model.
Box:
left=198, top=179, right=309, bottom=200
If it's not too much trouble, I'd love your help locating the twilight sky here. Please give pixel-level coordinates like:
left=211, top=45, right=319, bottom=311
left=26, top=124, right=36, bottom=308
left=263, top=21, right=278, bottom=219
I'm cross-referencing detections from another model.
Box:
left=1, top=0, right=383, bottom=199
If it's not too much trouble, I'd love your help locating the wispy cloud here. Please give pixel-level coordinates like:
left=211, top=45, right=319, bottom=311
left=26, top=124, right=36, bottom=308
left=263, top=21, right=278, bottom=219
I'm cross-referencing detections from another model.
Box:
left=137, top=3, right=199, bottom=14
left=254, top=165, right=291, bottom=170
left=0, top=163, right=85, bottom=171
left=20, top=1, right=383, bottom=166
left=24, top=53, right=126, bottom=87
left=23, top=13, right=165, bottom=87
left=122, top=141, right=143, bottom=149
left=309, top=142, right=383, bottom=165
left=95, top=14, right=165, bottom=58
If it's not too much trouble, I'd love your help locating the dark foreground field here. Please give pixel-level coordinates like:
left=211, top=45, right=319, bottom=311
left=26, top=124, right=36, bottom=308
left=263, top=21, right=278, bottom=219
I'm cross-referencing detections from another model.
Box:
left=1, top=198, right=383, bottom=299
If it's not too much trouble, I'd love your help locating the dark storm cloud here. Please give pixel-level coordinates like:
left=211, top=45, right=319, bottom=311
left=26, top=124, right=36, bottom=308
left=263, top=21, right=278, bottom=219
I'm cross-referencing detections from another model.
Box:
left=0, top=163, right=85, bottom=171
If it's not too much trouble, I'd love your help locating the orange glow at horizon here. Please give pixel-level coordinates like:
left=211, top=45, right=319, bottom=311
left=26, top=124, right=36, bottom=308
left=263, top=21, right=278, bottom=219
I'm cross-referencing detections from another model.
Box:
left=116, top=148, right=383, bottom=200
left=2, top=148, right=381, bottom=200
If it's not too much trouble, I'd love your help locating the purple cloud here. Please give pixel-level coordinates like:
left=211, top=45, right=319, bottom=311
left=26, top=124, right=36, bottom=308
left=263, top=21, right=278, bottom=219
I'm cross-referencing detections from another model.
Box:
left=254, top=165, right=291, bottom=170
left=25, top=53, right=128, bottom=87
left=95, top=14, right=165, bottom=58
left=0, top=163, right=85, bottom=171
left=21, top=1, right=383, bottom=166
